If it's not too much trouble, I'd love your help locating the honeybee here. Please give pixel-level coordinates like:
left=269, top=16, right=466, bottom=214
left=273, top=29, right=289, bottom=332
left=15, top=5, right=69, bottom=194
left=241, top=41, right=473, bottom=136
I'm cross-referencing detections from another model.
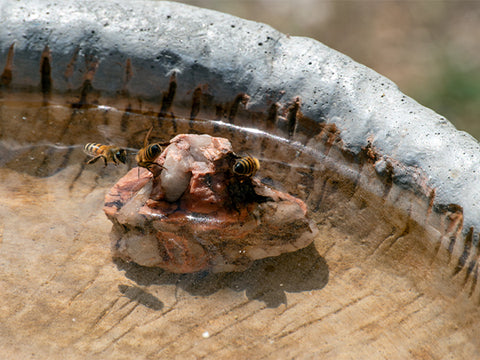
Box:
left=84, top=143, right=127, bottom=166
left=136, top=127, right=164, bottom=174
left=233, top=155, right=260, bottom=177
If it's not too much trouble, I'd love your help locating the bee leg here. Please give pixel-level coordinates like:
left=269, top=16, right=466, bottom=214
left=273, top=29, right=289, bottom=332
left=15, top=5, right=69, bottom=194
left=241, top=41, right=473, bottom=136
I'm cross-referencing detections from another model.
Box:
left=103, top=156, right=108, bottom=167
left=86, top=156, right=101, bottom=165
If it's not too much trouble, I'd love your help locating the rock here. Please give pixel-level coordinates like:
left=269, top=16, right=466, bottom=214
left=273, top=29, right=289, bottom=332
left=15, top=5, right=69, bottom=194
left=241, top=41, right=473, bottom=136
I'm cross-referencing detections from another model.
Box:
left=104, top=134, right=318, bottom=273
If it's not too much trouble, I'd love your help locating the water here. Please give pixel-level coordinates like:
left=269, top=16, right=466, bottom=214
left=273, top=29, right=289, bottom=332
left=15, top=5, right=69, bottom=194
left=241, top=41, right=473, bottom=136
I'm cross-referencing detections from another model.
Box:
left=1, top=100, right=479, bottom=358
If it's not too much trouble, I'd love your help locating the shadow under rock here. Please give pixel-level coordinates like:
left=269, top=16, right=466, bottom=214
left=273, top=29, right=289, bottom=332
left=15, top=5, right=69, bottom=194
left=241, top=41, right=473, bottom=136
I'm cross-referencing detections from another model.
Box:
left=114, top=243, right=329, bottom=308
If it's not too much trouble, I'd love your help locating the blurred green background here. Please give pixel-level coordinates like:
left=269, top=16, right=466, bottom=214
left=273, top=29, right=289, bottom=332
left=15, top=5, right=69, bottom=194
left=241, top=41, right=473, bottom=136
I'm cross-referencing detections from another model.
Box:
left=175, top=0, right=480, bottom=140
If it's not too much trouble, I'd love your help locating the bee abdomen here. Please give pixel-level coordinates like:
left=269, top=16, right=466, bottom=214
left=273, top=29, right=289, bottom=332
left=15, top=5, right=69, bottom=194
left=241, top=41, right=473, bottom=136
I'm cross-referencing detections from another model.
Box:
left=144, top=144, right=162, bottom=160
left=136, top=143, right=163, bottom=169
left=84, top=143, right=104, bottom=156
left=233, top=156, right=260, bottom=176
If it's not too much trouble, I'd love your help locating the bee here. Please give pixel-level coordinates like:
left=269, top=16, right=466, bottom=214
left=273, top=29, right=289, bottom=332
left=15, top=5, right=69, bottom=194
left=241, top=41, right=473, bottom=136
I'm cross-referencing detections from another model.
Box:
left=233, top=155, right=260, bottom=177
left=136, top=127, right=164, bottom=174
left=84, top=143, right=127, bottom=166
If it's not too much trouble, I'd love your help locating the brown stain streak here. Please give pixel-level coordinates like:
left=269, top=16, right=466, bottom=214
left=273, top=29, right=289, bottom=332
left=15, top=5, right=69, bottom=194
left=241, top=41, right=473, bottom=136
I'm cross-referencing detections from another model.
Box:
left=312, top=176, right=329, bottom=213
left=58, top=146, right=74, bottom=173
left=71, top=79, right=93, bottom=109
left=96, top=301, right=139, bottom=340
left=259, top=137, right=269, bottom=159
left=323, top=124, right=339, bottom=155
left=1, top=43, right=14, bottom=86
left=71, top=56, right=99, bottom=108
left=64, top=46, right=79, bottom=86
left=369, top=226, right=397, bottom=257
left=40, top=46, right=52, bottom=103
left=87, top=173, right=101, bottom=195
left=427, top=189, right=436, bottom=218
left=454, top=226, right=474, bottom=276
left=266, top=102, right=279, bottom=131
left=68, top=159, right=88, bottom=192
left=469, top=263, right=479, bottom=298
left=124, top=58, right=133, bottom=87
left=120, top=104, right=132, bottom=132
left=34, top=145, right=72, bottom=178
left=66, top=277, right=97, bottom=307
left=228, top=93, right=249, bottom=124
left=215, top=105, right=224, bottom=121
left=382, top=161, right=395, bottom=199
left=344, top=170, right=362, bottom=203
left=396, top=293, right=425, bottom=326
left=300, top=164, right=317, bottom=202
left=275, top=295, right=370, bottom=340
left=286, top=96, right=300, bottom=137
left=93, top=324, right=138, bottom=356
left=158, top=73, right=177, bottom=119
left=441, top=206, right=464, bottom=263
left=190, top=86, right=202, bottom=121
left=86, top=296, right=123, bottom=332
left=109, top=324, right=137, bottom=345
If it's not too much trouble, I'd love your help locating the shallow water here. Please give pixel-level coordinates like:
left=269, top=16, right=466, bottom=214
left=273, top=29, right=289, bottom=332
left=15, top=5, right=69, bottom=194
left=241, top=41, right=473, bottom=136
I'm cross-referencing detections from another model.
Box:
left=1, top=102, right=480, bottom=359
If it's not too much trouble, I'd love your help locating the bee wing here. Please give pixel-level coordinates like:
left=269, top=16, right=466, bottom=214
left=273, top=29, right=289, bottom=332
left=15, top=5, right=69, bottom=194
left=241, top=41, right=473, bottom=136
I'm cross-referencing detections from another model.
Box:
left=96, top=124, right=128, bottom=147
left=144, top=126, right=154, bottom=147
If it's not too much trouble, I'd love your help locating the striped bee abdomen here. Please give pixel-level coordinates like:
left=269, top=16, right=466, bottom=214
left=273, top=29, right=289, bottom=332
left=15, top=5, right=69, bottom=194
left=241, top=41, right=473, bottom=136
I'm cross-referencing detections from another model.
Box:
left=84, top=143, right=104, bottom=156
left=233, top=156, right=260, bottom=177
left=136, top=143, right=163, bottom=170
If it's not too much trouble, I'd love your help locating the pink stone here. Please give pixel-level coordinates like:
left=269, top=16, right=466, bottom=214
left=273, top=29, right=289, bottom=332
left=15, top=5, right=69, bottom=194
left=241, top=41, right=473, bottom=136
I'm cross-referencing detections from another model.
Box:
left=104, top=134, right=318, bottom=273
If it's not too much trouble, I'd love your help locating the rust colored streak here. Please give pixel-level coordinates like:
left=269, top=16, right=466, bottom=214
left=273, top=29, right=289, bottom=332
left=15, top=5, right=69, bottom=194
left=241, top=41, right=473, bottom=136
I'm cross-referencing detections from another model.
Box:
left=382, top=161, right=395, bottom=199
left=121, top=104, right=132, bottom=132
left=295, top=115, right=324, bottom=140
left=71, top=79, right=93, bottom=109
left=0, top=43, right=14, bottom=86
left=286, top=97, right=300, bottom=137
left=446, top=210, right=464, bottom=261
left=190, top=86, right=202, bottom=120
left=266, top=102, right=279, bottom=130
left=84, top=55, right=99, bottom=82
left=467, top=262, right=479, bottom=298
left=70, top=55, right=98, bottom=108
left=454, top=227, right=474, bottom=276
left=228, top=93, right=250, bottom=124
left=40, top=45, right=52, bottom=96
left=319, top=123, right=339, bottom=155
left=124, top=58, right=133, bottom=85
left=64, top=46, right=79, bottom=85
left=215, top=105, right=224, bottom=121
left=427, top=189, right=436, bottom=217
left=159, top=72, right=177, bottom=118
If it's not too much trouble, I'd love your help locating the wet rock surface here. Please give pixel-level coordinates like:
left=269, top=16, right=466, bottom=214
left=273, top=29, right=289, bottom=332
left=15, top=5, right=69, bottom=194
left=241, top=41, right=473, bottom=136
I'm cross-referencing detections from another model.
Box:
left=104, top=134, right=317, bottom=273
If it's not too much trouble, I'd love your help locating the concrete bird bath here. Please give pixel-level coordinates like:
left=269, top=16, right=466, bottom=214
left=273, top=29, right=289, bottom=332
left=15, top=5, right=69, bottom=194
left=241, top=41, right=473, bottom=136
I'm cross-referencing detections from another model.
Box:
left=1, top=1, right=479, bottom=358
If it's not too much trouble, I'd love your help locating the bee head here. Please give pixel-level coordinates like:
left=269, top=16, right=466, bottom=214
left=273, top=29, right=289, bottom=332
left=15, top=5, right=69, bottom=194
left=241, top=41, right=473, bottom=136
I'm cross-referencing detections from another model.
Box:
left=116, top=149, right=127, bottom=164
